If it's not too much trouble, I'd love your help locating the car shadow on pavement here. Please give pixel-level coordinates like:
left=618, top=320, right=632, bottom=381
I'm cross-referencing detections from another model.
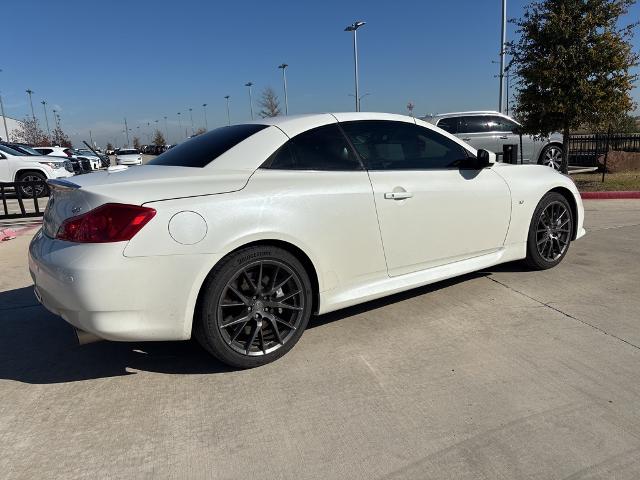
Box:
left=0, top=267, right=504, bottom=384
left=0, top=287, right=233, bottom=384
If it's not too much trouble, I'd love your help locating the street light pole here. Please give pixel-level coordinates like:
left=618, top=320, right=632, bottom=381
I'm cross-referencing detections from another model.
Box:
left=0, top=69, right=9, bottom=142
left=202, top=103, right=208, bottom=130
left=345, top=21, right=366, bottom=112
left=278, top=64, right=289, bottom=115
left=41, top=100, right=51, bottom=142
left=224, top=96, right=231, bottom=125
left=26, top=89, right=36, bottom=120
left=124, top=117, right=130, bottom=146
left=177, top=112, right=183, bottom=139
left=188, top=107, right=194, bottom=135
left=498, top=0, right=507, bottom=113
left=164, top=116, right=169, bottom=143
left=244, top=82, right=254, bottom=120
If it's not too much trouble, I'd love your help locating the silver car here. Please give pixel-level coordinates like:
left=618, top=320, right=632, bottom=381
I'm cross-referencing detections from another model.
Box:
left=427, top=111, right=564, bottom=169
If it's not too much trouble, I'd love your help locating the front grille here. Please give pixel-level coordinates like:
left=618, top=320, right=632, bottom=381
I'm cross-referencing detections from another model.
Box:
left=81, top=159, right=91, bottom=171
left=64, top=160, right=74, bottom=172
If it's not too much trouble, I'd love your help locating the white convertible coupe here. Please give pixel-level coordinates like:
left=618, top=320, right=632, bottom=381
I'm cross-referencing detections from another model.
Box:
left=29, top=113, right=585, bottom=368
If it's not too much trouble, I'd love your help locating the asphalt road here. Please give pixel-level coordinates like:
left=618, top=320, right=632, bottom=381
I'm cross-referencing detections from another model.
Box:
left=1, top=200, right=640, bottom=479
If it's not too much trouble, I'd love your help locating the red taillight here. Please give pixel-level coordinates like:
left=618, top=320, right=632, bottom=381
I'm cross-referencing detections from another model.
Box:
left=56, top=203, right=156, bottom=243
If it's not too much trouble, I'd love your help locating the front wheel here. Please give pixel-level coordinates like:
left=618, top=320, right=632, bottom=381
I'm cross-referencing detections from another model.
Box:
left=524, top=192, right=573, bottom=270
left=17, top=171, right=49, bottom=198
left=195, top=245, right=313, bottom=368
left=538, top=144, right=563, bottom=170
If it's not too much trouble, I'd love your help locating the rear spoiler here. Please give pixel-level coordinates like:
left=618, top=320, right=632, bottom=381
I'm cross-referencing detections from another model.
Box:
left=47, top=178, right=81, bottom=190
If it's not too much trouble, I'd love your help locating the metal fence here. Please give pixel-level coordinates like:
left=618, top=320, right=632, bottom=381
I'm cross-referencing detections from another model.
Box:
left=0, top=180, right=48, bottom=220
left=569, top=133, right=640, bottom=167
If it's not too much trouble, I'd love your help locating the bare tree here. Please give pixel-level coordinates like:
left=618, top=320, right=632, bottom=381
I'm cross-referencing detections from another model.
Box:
left=193, top=127, right=207, bottom=136
left=153, top=129, right=166, bottom=146
left=133, top=136, right=141, bottom=150
left=51, top=125, right=72, bottom=147
left=258, top=87, right=281, bottom=118
left=12, top=117, right=49, bottom=146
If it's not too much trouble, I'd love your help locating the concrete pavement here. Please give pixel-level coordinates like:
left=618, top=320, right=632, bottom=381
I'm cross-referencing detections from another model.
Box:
left=1, top=200, right=639, bottom=479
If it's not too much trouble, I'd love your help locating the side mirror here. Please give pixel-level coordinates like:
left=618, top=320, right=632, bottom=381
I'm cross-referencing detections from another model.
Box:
left=476, top=149, right=496, bottom=168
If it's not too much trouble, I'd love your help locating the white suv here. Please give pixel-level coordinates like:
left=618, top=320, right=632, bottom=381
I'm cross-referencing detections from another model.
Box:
left=0, top=144, right=74, bottom=197
left=115, top=148, right=142, bottom=165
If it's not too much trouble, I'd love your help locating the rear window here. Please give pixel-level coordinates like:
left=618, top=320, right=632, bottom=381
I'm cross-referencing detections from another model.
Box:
left=149, top=124, right=268, bottom=168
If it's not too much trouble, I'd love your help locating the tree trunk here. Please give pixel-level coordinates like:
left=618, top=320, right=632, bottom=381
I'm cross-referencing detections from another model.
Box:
left=561, top=122, right=570, bottom=174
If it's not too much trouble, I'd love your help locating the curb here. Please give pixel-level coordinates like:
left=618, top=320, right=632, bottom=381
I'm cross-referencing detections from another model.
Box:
left=580, top=191, right=640, bottom=200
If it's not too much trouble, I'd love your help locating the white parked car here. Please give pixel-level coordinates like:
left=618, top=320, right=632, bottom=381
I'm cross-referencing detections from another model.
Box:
left=29, top=113, right=585, bottom=368
left=427, top=111, right=565, bottom=169
left=115, top=149, right=142, bottom=165
left=0, top=144, right=74, bottom=196
left=74, top=149, right=103, bottom=170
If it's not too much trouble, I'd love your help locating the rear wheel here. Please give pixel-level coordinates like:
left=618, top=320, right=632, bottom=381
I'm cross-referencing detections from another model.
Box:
left=538, top=144, right=563, bottom=170
left=524, top=192, right=573, bottom=270
left=195, top=245, right=313, bottom=368
left=17, top=171, right=48, bottom=198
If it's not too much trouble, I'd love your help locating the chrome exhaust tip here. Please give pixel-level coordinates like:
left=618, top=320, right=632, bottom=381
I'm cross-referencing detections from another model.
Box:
left=74, top=328, right=102, bottom=345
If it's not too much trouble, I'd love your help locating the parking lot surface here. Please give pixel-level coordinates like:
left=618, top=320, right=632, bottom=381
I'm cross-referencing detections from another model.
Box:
left=1, top=200, right=639, bottom=479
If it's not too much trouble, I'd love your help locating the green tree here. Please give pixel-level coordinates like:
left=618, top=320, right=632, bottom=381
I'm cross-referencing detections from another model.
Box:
left=152, top=129, right=166, bottom=146
left=508, top=0, right=639, bottom=172
left=258, top=87, right=281, bottom=118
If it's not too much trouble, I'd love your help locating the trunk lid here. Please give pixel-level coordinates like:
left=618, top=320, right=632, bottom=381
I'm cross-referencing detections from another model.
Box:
left=42, top=165, right=253, bottom=238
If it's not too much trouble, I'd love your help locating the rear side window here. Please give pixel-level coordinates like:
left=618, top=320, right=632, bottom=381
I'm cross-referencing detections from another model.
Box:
left=264, top=124, right=361, bottom=171
left=36, top=148, right=53, bottom=155
left=458, top=116, right=491, bottom=134
left=149, top=124, right=268, bottom=168
left=436, top=117, right=458, bottom=134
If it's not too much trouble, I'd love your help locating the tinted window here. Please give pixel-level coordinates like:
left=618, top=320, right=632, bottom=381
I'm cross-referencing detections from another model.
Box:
left=36, top=148, right=53, bottom=155
left=486, top=116, right=519, bottom=132
left=150, top=124, right=268, bottom=168
left=458, top=116, right=492, bottom=134
left=265, top=124, right=360, bottom=171
left=0, top=144, right=24, bottom=156
left=436, top=117, right=458, bottom=134
left=341, top=120, right=471, bottom=170
left=118, top=149, right=139, bottom=155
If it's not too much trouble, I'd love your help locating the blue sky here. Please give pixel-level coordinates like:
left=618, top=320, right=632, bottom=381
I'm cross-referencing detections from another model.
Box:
left=1, top=0, right=638, bottom=147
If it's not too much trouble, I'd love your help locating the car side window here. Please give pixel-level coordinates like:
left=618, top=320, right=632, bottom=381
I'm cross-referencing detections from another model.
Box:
left=265, top=124, right=360, bottom=171
left=487, top=116, right=519, bottom=132
left=436, top=117, right=458, bottom=134
left=458, top=116, right=491, bottom=134
left=340, top=120, right=471, bottom=170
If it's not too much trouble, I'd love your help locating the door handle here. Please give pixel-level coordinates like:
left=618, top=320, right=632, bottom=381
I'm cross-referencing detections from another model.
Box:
left=384, top=191, right=413, bottom=200
left=462, top=138, right=471, bottom=141
left=499, top=135, right=509, bottom=140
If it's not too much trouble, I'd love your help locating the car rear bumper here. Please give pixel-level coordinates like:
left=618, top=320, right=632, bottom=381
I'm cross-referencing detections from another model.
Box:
left=116, top=158, right=142, bottom=165
left=28, top=229, right=214, bottom=342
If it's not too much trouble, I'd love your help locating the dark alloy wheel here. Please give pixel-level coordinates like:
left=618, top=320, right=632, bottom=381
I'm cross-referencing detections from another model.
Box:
left=17, top=172, right=48, bottom=198
left=525, top=192, right=573, bottom=270
left=538, top=144, right=563, bottom=170
left=195, top=246, right=313, bottom=368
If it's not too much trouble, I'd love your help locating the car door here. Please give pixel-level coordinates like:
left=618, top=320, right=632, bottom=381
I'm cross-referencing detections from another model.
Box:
left=457, top=116, right=496, bottom=152
left=0, top=151, right=10, bottom=181
left=340, top=119, right=512, bottom=277
left=487, top=115, right=535, bottom=163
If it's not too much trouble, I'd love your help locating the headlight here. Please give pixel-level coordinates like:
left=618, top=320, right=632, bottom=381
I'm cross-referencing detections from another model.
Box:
left=39, top=161, right=64, bottom=169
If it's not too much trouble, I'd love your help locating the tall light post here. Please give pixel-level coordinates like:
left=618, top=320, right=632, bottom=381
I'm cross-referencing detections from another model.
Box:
left=41, top=100, right=51, bottom=142
left=25, top=89, right=36, bottom=120
left=498, top=0, right=507, bottom=113
left=344, top=21, right=366, bottom=112
left=124, top=117, right=130, bottom=146
left=0, top=69, right=9, bottom=142
left=202, top=103, right=208, bottom=130
left=177, top=112, right=183, bottom=139
left=278, top=63, right=289, bottom=115
left=224, top=95, right=231, bottom=125
left=244, top=82, right=254, bottom=120
left=188, top=107, right=194, bottom=135
left=164, top=116, right=169, bottom=143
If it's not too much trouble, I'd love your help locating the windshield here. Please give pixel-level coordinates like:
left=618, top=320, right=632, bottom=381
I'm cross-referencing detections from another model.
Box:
left=0, top=144, right=25, bottom=156
left=19, top=146, right=42, bottom=155
left=149, top=124, right=268, bottom=168
left=118, top=149, right=139, bottom=155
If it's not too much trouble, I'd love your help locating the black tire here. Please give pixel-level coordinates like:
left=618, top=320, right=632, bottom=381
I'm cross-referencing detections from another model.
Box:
left=194, top=245, right=313, bottom=368
left=524, top=192, right=573, bottom=270
left=17, top=171, right=49, bottom=198
left=538, top=144, right=563, bottom=170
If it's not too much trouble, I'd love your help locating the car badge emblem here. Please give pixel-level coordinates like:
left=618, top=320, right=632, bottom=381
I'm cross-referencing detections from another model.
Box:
left=71, top=206, right=82, bottom=214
